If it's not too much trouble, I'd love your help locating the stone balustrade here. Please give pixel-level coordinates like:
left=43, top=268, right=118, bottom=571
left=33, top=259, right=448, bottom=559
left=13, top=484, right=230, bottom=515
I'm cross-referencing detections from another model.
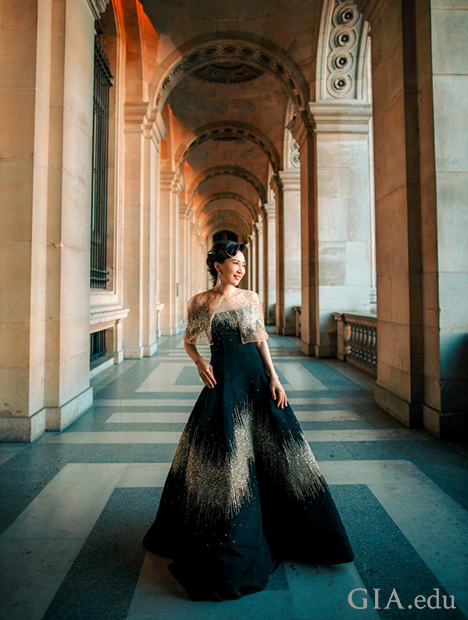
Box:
left=293, top=306, right=302, bottom=338
left=332, top=312, right=377, bottom=377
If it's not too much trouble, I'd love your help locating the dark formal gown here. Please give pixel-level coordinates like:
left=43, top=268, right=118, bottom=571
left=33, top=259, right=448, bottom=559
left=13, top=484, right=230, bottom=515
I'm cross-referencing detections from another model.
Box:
left=142, top=301, right=355, bottom=602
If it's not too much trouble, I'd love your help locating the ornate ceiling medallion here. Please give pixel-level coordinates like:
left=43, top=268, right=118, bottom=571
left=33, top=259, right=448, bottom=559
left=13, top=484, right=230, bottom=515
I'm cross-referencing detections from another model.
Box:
left=192, top=61, right=264, bottom=84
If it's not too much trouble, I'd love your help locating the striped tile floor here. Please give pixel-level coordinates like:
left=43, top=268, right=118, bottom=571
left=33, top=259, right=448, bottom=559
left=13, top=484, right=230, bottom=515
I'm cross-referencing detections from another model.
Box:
left=0, top=329, right=467, bottom=620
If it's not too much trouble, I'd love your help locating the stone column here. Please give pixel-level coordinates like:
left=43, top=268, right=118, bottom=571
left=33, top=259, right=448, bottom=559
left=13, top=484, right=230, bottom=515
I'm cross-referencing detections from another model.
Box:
left=418, top=0, right=468, bottom=438
left=190, top=222, right=198, bottom=296
left=0, top=0, right=51, bottom=440
left=263, top=203, right=277, bottom=324
left=141, top=116, right=164, bottom=357
left=178, top=204, right=192, bottom=326
left=158, top=172, right=179, bottom=335
left=255, top=219, right=264, bottom=300
left=123, top=104, right=151, bottom=358
left=354, top=0, right=442, bottom=433
left=249, top=231, right=257, bottom=291
left=0, top=0, right=106, bottom=441
left=306, top=102, right=374, bottom=356
left=198, top=234, right=207, bottom=292
left=273, top=170, right=302, bottom=335
left=292, top=113, right=317, bottom=356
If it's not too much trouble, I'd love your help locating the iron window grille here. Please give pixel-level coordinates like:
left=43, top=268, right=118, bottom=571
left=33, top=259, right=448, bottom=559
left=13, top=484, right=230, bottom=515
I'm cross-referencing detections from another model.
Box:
left=90, top=35, right=113, bottom=289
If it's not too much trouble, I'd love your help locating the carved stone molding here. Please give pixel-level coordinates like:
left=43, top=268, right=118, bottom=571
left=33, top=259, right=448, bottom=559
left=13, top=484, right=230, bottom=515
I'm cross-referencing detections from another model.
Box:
left=264, top=203, right=276, bottom=218
left=284, top=127, right=301, bottom=169
left=180, top=203, right=193, bottom=219
left=181, top=124, right=279, bottom=173
left=269, top=172, right=283, bottom=198
left=308, top=101, right=372, bottom=132
left=86, top=0, right=110, bottom=20
left=278, top=168, right=301, bottom=191
left=192, top=61, right=264, bottom=84
left=288, top=106, right=315, bottom=147
left=155, top=40, right=308, bottom=112
left=316, top=0, right=370, bottom=101
left=191, top=167, right=266, bottom=204
left=124, top=102, right=166, bottom=146
left=202, top=193, right=258, bottom=218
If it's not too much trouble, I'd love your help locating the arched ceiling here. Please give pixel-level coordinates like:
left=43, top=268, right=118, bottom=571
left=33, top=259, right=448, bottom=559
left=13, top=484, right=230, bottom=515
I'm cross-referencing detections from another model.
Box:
left=138, top=0, right=324, bottom=238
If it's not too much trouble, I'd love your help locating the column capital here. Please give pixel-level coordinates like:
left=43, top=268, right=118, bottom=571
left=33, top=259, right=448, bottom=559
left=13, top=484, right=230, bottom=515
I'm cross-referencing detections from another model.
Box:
left=143, top=110, right=166, bottom=145
left=124, top=104, right=166, bottom=145
left=269, top=173, right=283, bottom=198
left=277, top=168, right=301, bottom=190
left=171, top=172, right=185, bottom=194
left=263, top=202, right=276, bottom=218
left=180, top=203, right=192, bottom=219
left=288, top=106, right=315, bottom=146
left=160, top=171, right=174, bottom=190
left=124, top=102, right=149, bottom=130
left=308, top=101, right=373, bottom=133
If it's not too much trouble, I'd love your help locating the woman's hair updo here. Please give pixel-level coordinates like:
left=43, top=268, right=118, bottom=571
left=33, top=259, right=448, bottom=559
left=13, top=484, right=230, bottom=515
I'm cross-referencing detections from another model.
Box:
left=206, top=240, right=247, bottom=284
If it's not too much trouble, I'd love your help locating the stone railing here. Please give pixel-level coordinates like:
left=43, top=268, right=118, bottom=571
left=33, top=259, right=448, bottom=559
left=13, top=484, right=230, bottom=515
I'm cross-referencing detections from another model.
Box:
left=332, top=312, right=377, bottom=377
left=293, top=306, right=302, bottom=337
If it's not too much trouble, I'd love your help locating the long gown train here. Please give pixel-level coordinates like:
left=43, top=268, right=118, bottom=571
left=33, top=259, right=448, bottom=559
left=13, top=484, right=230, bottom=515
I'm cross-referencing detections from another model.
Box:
left=142, top=309, right=354, bottom=601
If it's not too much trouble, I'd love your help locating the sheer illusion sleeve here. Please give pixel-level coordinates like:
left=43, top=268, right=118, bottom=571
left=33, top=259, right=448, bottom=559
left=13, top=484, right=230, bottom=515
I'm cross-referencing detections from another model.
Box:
left=238, top=292, right=269, bottom=343
left=183, top=295, right=209, bottom=345
left=252, top=292, right=269, bottom=342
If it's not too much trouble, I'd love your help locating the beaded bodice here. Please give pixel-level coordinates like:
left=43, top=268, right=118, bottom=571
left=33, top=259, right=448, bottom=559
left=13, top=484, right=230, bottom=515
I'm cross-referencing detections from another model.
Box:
left=183, top=289, right=269, bottom=346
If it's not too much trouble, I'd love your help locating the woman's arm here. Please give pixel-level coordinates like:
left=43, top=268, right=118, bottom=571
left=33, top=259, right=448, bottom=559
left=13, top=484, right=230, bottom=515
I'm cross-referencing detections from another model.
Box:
left=184, top=341, right=217, bottom=389
left=255, top=340, right=277, bottom=379
left=255, top=340, right=288, bottom=408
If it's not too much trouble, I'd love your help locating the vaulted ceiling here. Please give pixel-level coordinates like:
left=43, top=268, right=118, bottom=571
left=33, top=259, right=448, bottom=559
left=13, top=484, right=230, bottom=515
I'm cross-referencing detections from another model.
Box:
left=138, top=0, right=325, bottom=240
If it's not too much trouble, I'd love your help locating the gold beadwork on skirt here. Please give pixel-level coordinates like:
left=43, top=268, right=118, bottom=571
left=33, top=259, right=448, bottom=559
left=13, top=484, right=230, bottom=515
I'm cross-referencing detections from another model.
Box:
left=169, top=394, right=329, bottom=527
left=170, top=396, right=256, bottom=527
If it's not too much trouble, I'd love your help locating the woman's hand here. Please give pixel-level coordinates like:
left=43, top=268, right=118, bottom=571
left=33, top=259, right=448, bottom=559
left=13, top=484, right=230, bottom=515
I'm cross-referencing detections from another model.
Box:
left=270, top=376, right=288, bottom=409
left=196, top=358, right=217, bottom=389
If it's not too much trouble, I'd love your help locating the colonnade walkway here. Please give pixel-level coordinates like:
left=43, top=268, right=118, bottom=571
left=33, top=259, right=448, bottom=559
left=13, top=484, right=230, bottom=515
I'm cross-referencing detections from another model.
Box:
left=1, top=329, right=467, bottom=620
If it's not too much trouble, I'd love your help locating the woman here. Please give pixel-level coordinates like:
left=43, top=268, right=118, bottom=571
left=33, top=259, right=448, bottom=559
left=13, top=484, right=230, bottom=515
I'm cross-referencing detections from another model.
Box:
left=142, top=240, right=354, bottom=602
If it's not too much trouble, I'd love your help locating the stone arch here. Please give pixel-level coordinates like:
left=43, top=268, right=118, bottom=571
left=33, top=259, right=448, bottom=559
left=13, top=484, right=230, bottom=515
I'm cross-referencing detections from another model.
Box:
left=200, top=200, right=255, bottom=236
left=201, top=211, right=252, bottom=239
left=315, top=0, right=370, bottom=101
left=148, top=32, right=310, bottom=113
left=176, top=121, right=281, bottom=173
left=189, top=165, right=266, bottom=204
left=283, top=100, right=301, bottom=169
left=198, top=192, right=258, bottom=220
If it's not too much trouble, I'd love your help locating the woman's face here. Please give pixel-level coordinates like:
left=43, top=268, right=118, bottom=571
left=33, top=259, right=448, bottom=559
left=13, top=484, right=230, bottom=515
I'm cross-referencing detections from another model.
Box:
left=216, top=251, right=246, bottom=287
